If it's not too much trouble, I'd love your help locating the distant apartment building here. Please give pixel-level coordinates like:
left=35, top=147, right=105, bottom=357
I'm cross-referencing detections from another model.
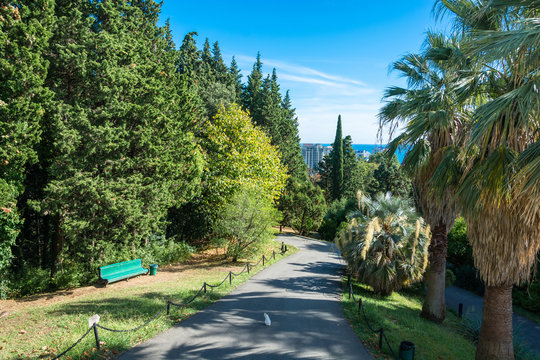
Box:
left=301, top=143, right=332, bottom=170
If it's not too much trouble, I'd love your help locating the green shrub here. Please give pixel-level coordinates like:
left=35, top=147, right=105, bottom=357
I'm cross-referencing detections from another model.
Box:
left=318, top=197, right=357, bottom=241
left=214, top=188, right=280, bottom=262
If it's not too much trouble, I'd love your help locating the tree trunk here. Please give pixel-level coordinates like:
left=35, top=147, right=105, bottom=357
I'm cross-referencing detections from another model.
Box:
left=476, top=284, right=514, bottom=360
left=49, top=215, right=64, bottom=280
left=421, top=222, right=447, bottom=323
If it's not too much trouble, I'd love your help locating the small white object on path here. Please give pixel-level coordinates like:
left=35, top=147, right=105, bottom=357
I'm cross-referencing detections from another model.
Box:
left=264, top=313, right=271, bottom=326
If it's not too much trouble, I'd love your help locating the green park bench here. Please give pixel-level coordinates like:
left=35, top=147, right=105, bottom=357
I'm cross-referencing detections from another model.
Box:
left=98, top=259, right=149, bottom=284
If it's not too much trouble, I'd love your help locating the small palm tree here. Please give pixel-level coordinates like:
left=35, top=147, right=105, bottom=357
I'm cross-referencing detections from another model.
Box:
left=336, top=193, right=431, bottom=296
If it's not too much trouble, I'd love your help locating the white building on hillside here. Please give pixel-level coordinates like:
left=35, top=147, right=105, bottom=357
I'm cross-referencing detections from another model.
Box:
left=301, top=143, right=332, bottom=170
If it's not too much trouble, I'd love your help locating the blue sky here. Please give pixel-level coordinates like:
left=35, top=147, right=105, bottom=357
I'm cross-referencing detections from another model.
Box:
left=160, top=1, right=449, bottom=143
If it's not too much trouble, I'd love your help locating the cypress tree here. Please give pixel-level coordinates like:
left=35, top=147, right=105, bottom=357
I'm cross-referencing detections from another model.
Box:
left=0, top=1, right=54, bottom=294
left=34, top=0, right=203, bottom=276
left=332, top=115, right=344, bottom=200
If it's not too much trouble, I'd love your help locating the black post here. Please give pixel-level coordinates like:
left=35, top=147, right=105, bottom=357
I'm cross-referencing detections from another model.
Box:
left=378, top=329, right=383, bottom=350
left=93, top=324, right=101, bottom=351
left=347, top=273, right=351, bottom=289
left=348, top=282, right=352, bottom=299
left=203, top=283, right=207, bottom=294
left=262, top=255, right=265, bottom=266
left=247, top=263, right=250, bottom=274
left=358, top=297, right=363, bottom=312
left=273, top=250, right=276, bottom=260
left=167, top=301, right=171, bottom=316
left=458, top=303, right=463, bottom=319
left=229, top=271, right=232, bottom=285
left=281, top=242, right=284, bottom=252
left=285, top=245, right=288, bottom=252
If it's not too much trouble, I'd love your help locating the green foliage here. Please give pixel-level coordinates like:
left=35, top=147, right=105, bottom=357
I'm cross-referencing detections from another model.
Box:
left=282, top=177, right=326, bottom=236
left=214, top=188, right=280, bottom=261
left=367, top=152, right=412, bottom=198
left=168, top=104, right=287, bottom=243
left=447, top=217, right=473, bottom=267
left=332, top=115, right=344, bottom=200
left=0, top=1, right=54, bottom=295
left=337, top=193, right=430, bottom=295
left=318, top=197, right=357, bottom=241
left=37, top=0, right=203, bottom=272
left=318, top=135, right=375, bottom=203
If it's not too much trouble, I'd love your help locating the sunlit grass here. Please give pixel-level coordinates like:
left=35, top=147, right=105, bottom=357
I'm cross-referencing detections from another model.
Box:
left=342, top=279, right=476, bottom=360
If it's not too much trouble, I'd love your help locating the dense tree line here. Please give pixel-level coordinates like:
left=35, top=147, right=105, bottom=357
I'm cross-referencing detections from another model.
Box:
left=0, top=0, right=319, bottom=297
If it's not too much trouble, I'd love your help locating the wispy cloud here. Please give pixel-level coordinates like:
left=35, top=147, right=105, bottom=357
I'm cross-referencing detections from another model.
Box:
left=233, top=54, right=370, bottom=90
left=229, top=54, right=384, bottom=143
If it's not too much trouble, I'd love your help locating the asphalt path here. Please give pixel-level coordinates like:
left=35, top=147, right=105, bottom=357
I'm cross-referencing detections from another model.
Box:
left=118, top=235, right=373, bottom=359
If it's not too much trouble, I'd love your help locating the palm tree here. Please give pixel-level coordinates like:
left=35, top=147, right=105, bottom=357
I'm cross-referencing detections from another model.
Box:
left=336, top=193, right=431, bottom=296
left=436, top=1, right=540, bottom=358
left=378, top=32, right=473, bottom=322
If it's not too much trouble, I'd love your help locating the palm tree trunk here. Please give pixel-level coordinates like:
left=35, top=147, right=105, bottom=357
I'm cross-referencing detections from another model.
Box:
left=421, top=222, right=447, bottom=323
left=476, top=284, right=514, bottom=360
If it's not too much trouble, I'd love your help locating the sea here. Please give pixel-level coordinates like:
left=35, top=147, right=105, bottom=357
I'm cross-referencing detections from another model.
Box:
left=316, top=144, right=407, bottom=163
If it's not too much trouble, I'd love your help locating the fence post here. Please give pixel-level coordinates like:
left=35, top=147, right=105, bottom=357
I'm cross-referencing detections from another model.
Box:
left=203, top=283, right=207, bottom=294
left=347, top=273, right=351, bottom=290
left=167, top=301, right=171, bottom=316
left=458, top=303, right=463, bottom=318
left=262, top=255, right=265, bottom=266
left=378, top=329, right=383, bottom=350
left=247, top=263, right=250, bottom=274
left=281, top=242, right=284, bottom=252
left=358, top=297, right=363, bottom=312
left=273, top=250, right=276, bottom=260
left=348, top=281, right=352, bottom=299
left=93, top=324, right=101, bottom=351
left=229, top=271, right=232, bottom=285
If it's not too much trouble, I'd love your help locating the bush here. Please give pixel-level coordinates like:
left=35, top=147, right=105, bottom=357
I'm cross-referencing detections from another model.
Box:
left=336, top=193, right=430, bottom=296
left=214, top=188, right=280, bottom=262
left=318, top=197, right=357, bottom=241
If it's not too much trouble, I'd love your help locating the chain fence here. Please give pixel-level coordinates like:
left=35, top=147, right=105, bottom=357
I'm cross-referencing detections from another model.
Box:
left=347, top=274, right=398, bottom=360
left=52, top=245, right=287, bottom=359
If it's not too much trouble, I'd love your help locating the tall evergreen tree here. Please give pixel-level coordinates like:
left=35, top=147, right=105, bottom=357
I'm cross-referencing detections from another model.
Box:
left=243, top=52, right=263, bottom=123
left=229, top=56, right=243, bottom=101
left=28, top=0, right=203, bottom=277
left=331, top=115, right=344, bottom=200
left=0, top=0, right=54, bottom=296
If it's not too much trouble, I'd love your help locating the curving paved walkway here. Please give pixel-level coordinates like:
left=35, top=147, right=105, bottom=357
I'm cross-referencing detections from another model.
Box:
left=118, top=235, right=372, bottom=359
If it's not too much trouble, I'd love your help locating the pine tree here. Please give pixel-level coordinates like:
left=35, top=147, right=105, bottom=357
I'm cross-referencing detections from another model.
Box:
left=229, top=56, right=243, bottom=101
left=212, top=41, right=229, bottom=83
left=332, top=115, right=344, bottom=200
left=178, top=31, right=201, bottom=81
left=243, top=52, right=263, bottom=122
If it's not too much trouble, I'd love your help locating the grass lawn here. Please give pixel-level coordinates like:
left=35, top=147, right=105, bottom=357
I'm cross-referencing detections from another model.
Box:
left=342, top=280, right=477, bottom=360
left=0, top=239, right=296, bottom=360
